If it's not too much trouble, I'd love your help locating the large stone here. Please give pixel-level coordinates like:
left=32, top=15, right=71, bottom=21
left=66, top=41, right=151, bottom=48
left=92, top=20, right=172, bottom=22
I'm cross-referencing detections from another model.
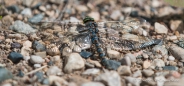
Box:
left=64, top=53, right=85, bottom=73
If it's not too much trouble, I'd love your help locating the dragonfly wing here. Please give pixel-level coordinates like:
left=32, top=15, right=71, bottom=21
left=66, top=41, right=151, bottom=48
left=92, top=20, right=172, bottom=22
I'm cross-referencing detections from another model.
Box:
left=75, top=33, right=92, bottom=50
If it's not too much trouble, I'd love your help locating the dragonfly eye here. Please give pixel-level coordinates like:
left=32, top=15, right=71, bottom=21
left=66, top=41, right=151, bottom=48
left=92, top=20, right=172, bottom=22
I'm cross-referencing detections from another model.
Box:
left=83, top=16, right=94, bottom=23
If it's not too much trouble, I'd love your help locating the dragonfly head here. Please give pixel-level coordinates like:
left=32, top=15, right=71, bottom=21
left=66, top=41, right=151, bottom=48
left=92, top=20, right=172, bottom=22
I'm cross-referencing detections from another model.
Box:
left=83, top=16, right=94, bottom=23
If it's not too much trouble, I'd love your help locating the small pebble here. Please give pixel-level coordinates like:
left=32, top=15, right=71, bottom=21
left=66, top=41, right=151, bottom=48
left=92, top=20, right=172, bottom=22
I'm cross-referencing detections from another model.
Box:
left=28, top=14, right=44, bottom=23
left=110, top=10, right=122, bottom=20
left=47, top=66, right=62, bottom=76
left=73, top=45, right=81, bottom=52
left=155, top=76, right=166, bottom=86
left=168, top=56, right=175, bottom=61
left=125, top=77, right=141, bottom=86
left=132, top=70, right=142, bottom=78
left=17, top=70, right=24, bottom=77
left=170, top=20, right=184, bottom=32
left=80, top=50, right=92, bottom=59
left=81, top=82, right=105, bottom=86
left=21, top=8, right=32, bottom=16
left=142, top=69, right=154, bottom=77
left=117, top=66, right=132, bottom=76
left=119, top=54, right=131, bottom=66
left=35, top=71, right=44, bottom=82
left=22, top=0, right=33, bottom=7
left=11, top=42, right=21, bottom=49
left=85, top=62, right=95, bottom=68
left=107, top=49, right=121, bottom=59
left=154, top=22, right=168, bottom=34
left=6, top=5, right=20, bottom=13
left=32, top=41, right=46, bottom=52
left=30, top=55, right=45, bottom=64
left=163, top=66, right=177, bottom=71
left=39, top=6, right=46, bottom=12
left=101, top=58, right=121, bottom=70
left=35, top=51, right=47, bottom=58
left=87, top=59, right=102, bottom=68
left=23, top=40, right=32, bottom=48
left=34, top=64, right=41, bottom=68
left=42, top=78, right=50, bottom=85
left=8, top=52, right=23, bottom=64
left=169, top=44, right=184, bottom=61
left=152, top=59, right=165, bottom=68
left=82, top=68, right=100, bottom=75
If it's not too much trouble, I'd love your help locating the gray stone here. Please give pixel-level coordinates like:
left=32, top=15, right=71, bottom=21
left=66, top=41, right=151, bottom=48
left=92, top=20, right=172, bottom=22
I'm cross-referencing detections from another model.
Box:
left=21, top=8, right=32, bottom=16
left=28, top=14, right=44, bottom=23
left=0, top=67, right=13, bottom=83
left=95, top=71, right=121, bottom=86
left=9, top=20, right=37, bottom=34
left=32, top=41, right=46, bottom=52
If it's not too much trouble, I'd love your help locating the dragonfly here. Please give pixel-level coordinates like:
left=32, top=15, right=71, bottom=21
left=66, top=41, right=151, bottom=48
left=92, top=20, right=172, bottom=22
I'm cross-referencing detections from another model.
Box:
left=39, top=16, right=162, bottom=70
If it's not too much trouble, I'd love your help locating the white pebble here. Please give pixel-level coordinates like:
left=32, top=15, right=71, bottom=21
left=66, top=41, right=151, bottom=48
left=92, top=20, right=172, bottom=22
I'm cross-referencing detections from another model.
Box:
left=30, top=55, right=45, bottom=64
left=34, top=64, right=41, bottom=68
left=168, top=56, right=175, bottom=61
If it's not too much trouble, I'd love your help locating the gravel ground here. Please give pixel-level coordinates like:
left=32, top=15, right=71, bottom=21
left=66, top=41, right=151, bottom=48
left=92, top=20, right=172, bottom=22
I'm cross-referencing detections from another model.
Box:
left=0, top=0, right=184, bottom=86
